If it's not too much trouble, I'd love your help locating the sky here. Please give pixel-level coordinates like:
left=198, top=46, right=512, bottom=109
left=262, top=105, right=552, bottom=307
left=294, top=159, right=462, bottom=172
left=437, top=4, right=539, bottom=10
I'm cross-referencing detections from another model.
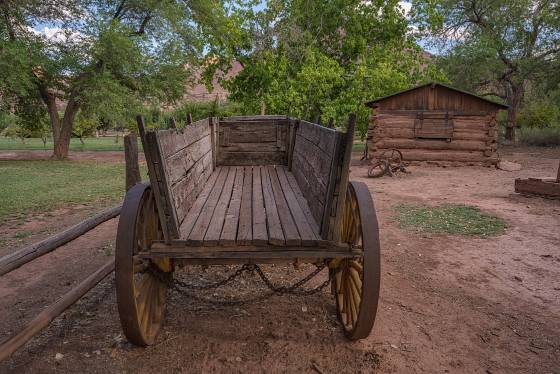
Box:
left=33, top=0, right=439, bottom=54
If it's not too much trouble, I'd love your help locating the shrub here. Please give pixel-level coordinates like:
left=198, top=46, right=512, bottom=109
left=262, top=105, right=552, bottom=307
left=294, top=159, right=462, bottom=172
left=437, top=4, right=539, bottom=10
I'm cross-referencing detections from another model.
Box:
left=517, top=100, right=559, bottom=129
left=517, top=127, right=560, bottom=147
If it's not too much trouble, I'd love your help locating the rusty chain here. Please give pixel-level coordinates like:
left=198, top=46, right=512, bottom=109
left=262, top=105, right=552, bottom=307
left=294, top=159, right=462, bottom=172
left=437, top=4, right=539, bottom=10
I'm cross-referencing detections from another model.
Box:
left=148, top=263, right=331, bottom=306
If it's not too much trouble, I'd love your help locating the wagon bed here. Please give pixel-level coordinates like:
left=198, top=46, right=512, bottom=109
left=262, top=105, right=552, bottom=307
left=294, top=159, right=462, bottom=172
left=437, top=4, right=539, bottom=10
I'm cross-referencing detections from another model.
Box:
left=115, top=114, right=381, bottom=346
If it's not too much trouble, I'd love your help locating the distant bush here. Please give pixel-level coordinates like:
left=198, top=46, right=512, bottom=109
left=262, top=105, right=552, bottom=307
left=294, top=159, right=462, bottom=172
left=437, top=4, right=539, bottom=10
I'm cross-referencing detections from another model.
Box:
left=171, top=100, right=248, bottom=126
left=517, top=100, right=559, bottom=129
left=517, top=127, right=560, bottom=146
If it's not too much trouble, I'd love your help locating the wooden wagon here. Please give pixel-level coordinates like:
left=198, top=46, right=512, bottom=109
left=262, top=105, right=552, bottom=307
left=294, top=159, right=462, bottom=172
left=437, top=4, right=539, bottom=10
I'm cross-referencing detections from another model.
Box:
left=115, top=114, right=381, bottom=346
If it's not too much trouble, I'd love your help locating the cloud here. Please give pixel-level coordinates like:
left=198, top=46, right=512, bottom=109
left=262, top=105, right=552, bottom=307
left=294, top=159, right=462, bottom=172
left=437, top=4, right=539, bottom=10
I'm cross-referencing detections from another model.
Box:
left=398, top=1, right=412, bottom=17
left=30, top=25, right=84, bottom=43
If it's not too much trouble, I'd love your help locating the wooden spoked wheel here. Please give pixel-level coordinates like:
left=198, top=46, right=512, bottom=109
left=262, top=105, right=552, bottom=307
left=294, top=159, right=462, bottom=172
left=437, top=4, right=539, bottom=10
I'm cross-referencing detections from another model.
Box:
left=116, top=183, right=171, bottom=346
left=332, top=181, right=381, bottom=340
left=367, top=159, right=389, bottom=178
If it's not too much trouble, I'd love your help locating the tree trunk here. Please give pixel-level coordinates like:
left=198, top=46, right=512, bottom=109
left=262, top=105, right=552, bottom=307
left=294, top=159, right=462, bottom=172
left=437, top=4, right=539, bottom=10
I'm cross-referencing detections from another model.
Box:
left=37, top=84, right=62, bottom=145
left=505, top=85, right=523, bottom=142
left=53, top=98, right=79, bottom=160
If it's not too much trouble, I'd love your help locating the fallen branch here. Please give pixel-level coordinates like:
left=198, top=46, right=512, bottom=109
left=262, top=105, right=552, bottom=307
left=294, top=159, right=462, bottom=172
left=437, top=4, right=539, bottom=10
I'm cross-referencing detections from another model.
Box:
left=0, top=205, right=121, bottom=276
left=0, top=259, right=115, bottom=362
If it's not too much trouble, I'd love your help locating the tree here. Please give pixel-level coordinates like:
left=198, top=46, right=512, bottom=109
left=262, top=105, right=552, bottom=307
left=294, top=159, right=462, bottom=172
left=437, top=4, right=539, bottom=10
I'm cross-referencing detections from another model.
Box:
left=0, top=0, right=238, bottom=159
left=227, top=0, right=446, bottom=135
left=413, top=0, right=560, bottom=141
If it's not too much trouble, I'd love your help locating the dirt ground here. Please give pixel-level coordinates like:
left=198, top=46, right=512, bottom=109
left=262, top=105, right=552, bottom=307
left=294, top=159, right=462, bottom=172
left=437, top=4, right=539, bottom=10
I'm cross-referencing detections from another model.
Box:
left=0, top=147, right=559, bottom=373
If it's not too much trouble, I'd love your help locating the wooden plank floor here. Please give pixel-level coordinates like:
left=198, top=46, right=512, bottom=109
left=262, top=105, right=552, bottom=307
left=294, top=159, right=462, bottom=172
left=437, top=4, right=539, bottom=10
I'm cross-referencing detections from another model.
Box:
left=179, top=166, right=321, bottom=246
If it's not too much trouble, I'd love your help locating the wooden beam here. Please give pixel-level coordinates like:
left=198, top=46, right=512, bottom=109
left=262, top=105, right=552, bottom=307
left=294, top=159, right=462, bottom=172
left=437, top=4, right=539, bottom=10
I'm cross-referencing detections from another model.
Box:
left=332, top=113, right=356, bottom=243
left=0, top=260, right=115, bottom=362
left=124, top=134, right=141, bottom=191
left=0, top=206, right=121, bottom=276
left=143, top=249, right=359, bottom=260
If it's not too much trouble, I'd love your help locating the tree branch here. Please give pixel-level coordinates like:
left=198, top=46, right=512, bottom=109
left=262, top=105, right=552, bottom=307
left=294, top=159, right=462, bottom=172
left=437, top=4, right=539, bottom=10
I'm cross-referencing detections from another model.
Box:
left=133, top=12, right=152, bottom=35
left=113, top=0, right=127, bottom=20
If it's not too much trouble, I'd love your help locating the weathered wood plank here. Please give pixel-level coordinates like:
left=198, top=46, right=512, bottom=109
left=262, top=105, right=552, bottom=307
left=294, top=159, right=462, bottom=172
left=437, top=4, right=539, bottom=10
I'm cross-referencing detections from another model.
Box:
left=252, top=166, right=268, bottom=245
left=276, top=166, right=318, bottom=245
left=237, top=166, right=253, bottom=245
left=219, top=115, right=288, bottom=122
left=145, top=131, right=179, bottom=238
left=171, top=150, right=213, bottom=225
left=515, top=179, right=560, bottom=199
left=261, top=166, right=285, bottom=245
left=150, top=240, right=347, bottom=252
left=297, top=120, right=337, bottom=155
left=218, top=151, right=286, bottom=166
left=332, top=114, right=356, bottom=243
left=204, top=167, right=236, bottom=245
left=187, top=167, right=229, bottom=245
left=219, top=167, right=244, bottom=245
left=284, top=169, right=320, bottom=235
left=294, top=134, right=333, bottom=185
left=165, top=135, right=212, bottom=186
left=268, top=166, right=301, bottom=246
left=218, top=142, right=283, bottom=152
left=179, top=168, right=221, bottom=238
left=291, top=149, right=327, bottom=224
left=218, top=122, right=279, bottom=143
left=157, top=118, right=210, bottom=159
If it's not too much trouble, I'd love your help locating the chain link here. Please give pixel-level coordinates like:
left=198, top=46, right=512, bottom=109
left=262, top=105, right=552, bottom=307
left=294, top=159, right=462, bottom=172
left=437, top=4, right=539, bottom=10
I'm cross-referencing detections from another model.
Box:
left=148, top=263, right=331, bottom=307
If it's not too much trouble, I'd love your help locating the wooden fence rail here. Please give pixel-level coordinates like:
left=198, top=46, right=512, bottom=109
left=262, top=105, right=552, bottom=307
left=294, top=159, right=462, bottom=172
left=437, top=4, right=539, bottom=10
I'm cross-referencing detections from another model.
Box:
left=0, top=260, right=115, bottom=362
left=0, top=205, right=121, bottom=276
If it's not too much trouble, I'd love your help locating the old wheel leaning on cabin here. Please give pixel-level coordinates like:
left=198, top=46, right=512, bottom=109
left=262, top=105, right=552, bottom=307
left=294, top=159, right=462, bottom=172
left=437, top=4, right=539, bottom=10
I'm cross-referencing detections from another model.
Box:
left=116, top=183, right=171, bottom=346
left=331, top=181, right=381, bottom=340
left=367, top=159, right=389, bottom=178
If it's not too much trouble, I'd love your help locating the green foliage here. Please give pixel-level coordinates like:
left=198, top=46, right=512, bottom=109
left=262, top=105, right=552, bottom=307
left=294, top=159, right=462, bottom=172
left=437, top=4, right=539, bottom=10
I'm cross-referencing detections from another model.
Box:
left=517, top=127, right=560, bottom=147
left=171, top=100, right=247, bottom=124
left=227, top=0, right=447, bottom=137
left=414, top=0, right=560, bottom=139
left=394, top=204, right=507, bottom=238
left=0, top=160, right=147, bottom=221
left=518, top=99, right=559, bottom=129
left=73, top=111, right=99, bottom=141
left=0, top=0, right=240, bottom=156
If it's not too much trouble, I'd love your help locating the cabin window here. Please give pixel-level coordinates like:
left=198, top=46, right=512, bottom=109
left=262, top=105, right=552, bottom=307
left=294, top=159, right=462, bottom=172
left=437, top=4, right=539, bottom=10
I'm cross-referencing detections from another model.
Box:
left=414, top=111, right=454, bottom=140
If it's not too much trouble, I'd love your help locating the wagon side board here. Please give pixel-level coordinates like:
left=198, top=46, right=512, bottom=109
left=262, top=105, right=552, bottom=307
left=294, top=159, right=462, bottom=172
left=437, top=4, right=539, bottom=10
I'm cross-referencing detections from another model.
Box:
left=137, top=116, right=215, bottom=240
left=216, top=116, right=290, bottom=166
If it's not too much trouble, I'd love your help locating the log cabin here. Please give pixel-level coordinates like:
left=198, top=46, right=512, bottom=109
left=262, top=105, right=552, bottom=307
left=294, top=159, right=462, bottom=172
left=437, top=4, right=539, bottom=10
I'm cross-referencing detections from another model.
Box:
left=365, top=82, right=508, bottom=165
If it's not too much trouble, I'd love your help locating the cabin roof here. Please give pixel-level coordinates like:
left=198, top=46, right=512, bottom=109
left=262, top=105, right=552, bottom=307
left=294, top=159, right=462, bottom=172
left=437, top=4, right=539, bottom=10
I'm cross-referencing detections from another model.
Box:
left=365, top=82, right=508, bottom=110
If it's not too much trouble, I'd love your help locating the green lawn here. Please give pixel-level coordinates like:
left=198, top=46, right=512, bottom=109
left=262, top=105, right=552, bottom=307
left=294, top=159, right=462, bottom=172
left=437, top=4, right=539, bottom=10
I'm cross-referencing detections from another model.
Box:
left=394, top=204, right=508, bottom=238
left=0, top=160, right=146, bottom=221
left=0, top=137, right=142, bottom=152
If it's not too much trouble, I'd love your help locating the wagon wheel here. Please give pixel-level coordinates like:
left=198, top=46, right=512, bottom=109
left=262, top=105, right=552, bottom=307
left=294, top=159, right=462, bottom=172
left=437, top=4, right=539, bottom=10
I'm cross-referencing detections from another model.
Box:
left=116, top=183, right=171, bottom=346
left=331, top=181, right=381, bottom=340
left=368, top=159, right=389, bottom=178
left=379, top=148, right=403, bottom=167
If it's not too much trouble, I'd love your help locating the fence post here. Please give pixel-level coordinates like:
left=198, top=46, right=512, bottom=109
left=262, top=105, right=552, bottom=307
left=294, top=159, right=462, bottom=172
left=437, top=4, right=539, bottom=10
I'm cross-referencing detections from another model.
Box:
left=124, top=134, right=141, bottom=191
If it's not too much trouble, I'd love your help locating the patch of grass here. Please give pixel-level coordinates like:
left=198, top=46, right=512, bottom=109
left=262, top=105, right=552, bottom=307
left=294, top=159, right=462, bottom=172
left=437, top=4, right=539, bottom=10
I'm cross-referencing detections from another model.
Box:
left=353, top=140, right=366, bottom=152
left=0, top=137, right=142, bottom=152
left=394, top=204, right=507, bottom=237
left=517, top=127, right=560, bottom=147
left=0, top=160, right=146, bottom=221
left=14, top=231, right=32, bottom=239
